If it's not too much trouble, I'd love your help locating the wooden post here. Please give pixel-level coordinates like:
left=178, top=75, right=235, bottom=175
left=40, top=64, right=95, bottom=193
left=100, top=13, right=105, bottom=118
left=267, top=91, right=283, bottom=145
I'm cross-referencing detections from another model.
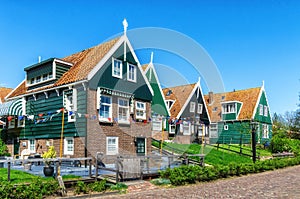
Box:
left=58, top=108, right=65, bottom=176
left=55, top=161, right=60, bottom=179
left=95, top=157, right=98, bottom=181
left=7, top=161, right=11, bottom=182
left=89, top=159, right=92, bottom=178
left=116, top=157, right=120, bottom=183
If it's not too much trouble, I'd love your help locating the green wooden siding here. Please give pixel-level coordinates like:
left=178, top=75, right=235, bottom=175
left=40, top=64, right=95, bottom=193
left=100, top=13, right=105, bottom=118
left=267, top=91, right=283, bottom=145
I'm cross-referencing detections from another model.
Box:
left=22, top=89, right=80, bottom=139
left=217, top=121, right=252, bottom=144
left=89, top=43, right=152, bottom=101
left=145, top=67, right=169, bottom=116
left=254, top=91, right=272, bottom=124
left=74, top=86, right=87, bottom=137
left=56, top=64, right=70, bottom=80
left=222, top=113, right=236, bottom=121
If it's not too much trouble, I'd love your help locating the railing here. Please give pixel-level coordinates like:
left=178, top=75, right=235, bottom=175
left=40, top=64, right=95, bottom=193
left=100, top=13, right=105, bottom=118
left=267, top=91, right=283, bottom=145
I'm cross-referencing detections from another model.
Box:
left=0, top=157, right=93, bottom=182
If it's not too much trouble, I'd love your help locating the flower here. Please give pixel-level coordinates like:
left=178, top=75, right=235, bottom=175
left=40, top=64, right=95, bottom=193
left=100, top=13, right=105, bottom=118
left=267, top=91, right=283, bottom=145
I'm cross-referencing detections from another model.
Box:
left=42, top=146, right=56, bottom=166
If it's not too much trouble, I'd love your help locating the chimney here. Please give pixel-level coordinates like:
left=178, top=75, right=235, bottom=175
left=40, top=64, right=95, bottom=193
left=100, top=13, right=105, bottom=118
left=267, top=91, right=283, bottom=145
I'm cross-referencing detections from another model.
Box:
left=209, top=91, right=213, bottom=104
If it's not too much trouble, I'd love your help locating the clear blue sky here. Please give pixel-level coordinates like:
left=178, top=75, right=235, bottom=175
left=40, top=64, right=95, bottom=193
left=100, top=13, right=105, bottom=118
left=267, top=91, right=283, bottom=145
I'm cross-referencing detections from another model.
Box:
left=0, top=0, right=299, bottom=114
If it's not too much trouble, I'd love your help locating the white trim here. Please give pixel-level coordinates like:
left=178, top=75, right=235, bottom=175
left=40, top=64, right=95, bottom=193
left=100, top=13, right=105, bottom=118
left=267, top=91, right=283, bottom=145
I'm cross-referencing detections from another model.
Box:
left=44, top=91, right=48, bottom=99
left=127, top=63, right=137, bottom=82
left=53, top=61, right=56, bottom=80
left=106, top=136, right=119, bottom=155
left=5, top=79, right=26, bottom=100
left=236, top=102, right=243, bottom=119
left=118, top=98, right=130, bottom=124
left=99, top=95, right=113, bottom=123
left=112, top=57, right=123, bottom=78
left=54, top=58, right=73, bottom=67
left=29, top=139, right=36, bottom=153
left=135, top=101, right=146, bottom=120
left=64, top=137, right=74, bottom=155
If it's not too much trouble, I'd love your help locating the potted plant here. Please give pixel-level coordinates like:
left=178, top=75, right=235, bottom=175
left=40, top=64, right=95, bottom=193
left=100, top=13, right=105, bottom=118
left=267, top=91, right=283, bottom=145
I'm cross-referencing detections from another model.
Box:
left=42, top=146, right=56, bottom=177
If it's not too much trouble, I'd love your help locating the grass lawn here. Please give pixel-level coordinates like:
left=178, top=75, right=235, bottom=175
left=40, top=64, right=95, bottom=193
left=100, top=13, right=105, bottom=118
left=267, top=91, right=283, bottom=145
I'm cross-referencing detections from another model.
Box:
left=153, top=141, right=254, bottom=165
left=0, top=168, right=81, bottom=184
left=213, top=144, right=272, bottom=157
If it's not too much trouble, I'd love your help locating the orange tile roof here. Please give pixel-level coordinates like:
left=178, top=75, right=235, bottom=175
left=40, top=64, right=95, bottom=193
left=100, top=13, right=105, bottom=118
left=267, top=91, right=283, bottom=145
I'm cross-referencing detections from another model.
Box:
left=163, top=83, right=196, bottom=118
left=204, top=87, right=261, bottom=122
left=6, top=37, right=120, bottom=99
left=0, top=87, right=13, bottom=102
left=141, top=64, right=149, bottom=72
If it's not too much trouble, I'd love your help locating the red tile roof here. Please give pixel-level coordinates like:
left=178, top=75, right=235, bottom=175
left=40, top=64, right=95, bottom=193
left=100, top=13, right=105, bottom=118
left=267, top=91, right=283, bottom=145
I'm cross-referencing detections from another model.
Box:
left=6, top=37, right=120, bottom=99
left=204, top=87, right=261, bottom=122
left=0, top=87, right=13, bottom=102
left=163, top=83, right=196, bottom=118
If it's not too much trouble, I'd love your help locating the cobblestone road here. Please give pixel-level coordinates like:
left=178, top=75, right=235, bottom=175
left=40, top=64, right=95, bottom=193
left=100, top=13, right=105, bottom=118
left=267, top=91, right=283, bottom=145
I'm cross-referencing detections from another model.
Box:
left=101, top=165, right=300, bottom=199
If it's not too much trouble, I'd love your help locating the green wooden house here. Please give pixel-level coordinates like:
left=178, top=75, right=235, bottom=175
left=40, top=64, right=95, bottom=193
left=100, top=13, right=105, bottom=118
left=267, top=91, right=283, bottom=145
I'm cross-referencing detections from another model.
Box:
left=204, top=82, right=272, bottom=145
left=0, top=87, right=25, bottom=156
left=142, top=54, right=170, bottom=139
left=162, top=79, right=211, bottom=144
left=6, top=20, right=154, bottom=159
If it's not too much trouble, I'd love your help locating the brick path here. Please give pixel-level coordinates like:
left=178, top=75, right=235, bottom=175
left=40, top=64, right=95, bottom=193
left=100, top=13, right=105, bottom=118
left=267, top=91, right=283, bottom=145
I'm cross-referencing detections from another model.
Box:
left=97, top=165, right=300, bottom=199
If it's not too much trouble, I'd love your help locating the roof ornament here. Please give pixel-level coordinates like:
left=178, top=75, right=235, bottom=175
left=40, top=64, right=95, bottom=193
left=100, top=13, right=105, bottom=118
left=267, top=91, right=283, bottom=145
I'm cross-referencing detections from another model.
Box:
left=150, top=52, right=154, bottom=64
left=262, top=80, right=265, bottom=89
left=123, top=18, right=128, bottom=35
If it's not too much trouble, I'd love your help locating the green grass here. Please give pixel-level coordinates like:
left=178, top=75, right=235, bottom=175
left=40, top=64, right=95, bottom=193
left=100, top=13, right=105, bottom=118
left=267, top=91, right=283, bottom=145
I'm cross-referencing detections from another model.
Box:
left=0, top=168, right=51, bottom=183
left=153, top=141, right=254, bottom=165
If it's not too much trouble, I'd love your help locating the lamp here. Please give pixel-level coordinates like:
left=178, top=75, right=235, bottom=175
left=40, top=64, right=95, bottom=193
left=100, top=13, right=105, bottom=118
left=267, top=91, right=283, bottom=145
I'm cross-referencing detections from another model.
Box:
left=250, top=121, right=259, bottom=163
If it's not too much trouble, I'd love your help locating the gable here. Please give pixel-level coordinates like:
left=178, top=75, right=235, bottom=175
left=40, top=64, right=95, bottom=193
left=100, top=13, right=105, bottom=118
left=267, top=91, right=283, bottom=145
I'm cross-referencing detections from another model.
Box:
left=254, top=90, right=272, bottom=124
left=145, top=65, right=169, bottom=116
left=89, top=42, right=152, bottom=101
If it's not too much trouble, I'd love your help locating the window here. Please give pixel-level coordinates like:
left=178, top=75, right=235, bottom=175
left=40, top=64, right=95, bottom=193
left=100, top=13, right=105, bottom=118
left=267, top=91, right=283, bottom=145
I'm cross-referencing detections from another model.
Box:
left=64, top=137, right=74, bottom=155
left=64, top=90, right=75, bottom=122
left=197, top=103, right=203, bottom=114
left=222, top=103, right=236, bottom=113
left=99, top=95, right=112, bottom=122
left=8, top=117, right=15, bottom=129
left=166, top=100, right=175, bottom=109
left=36, top=76, right=41, bottom=83
left=30, top=78, right=35, bottom=84
left=259, top=104, right=263, bottom=116
left=18, top=117, right=25, bottom=127
left=152, top=117, right=163, bottom=131
left=136, top=101, right=146, bottom=120
left=118, top=98, right=129, bottom=123
left=169, top=124, right=176, bottom=134
left=190, top=102, right=195, bottom=112
left=29, top=139, right=35, bottom=153
left=264, top=105, right=268, bottom=117
left=112, top=58, right=122, bottom=78
left=127, top=63, right=136, bottom=82
left=262, top=124, right=269, bottom=138
left=106, top=137, right=118, bottom=155
left=42, top=74, right=48, bottom=81
left=183, top=121, right=190, bottom=135
left=48, top=72, right=53, bottom=79
left=209, top=123, right=218, bottom=138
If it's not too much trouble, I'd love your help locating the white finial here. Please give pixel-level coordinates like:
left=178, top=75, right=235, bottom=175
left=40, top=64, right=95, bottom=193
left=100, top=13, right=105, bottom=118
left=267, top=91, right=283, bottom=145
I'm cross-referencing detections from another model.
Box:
left=150, top=52, right=154, bottom=64
left=123, top=18, right=128, bottom=35
left=198, top=76, right=201, bottom=83
left=38, top=56, right=41, bottom=63
left=262, top=80, right=265, bottom=88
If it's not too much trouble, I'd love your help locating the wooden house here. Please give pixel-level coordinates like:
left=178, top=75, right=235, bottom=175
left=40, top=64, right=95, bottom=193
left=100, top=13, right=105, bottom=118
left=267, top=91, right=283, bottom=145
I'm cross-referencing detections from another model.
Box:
left=142, top=54, right=170, bottom=140
left=5, top=20, right=154, bottom=159
left=162, top=79, right=210, bottom=144
left=204, top=82, right=272, bottom=145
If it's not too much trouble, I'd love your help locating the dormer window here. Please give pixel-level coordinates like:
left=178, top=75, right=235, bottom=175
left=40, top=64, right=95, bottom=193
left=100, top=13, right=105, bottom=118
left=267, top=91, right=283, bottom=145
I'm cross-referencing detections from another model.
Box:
left=127, top=63, right=136, bottom=82
left=112, top=58, right=123, bottom=78
left=222, top=103, right=236, bottom=114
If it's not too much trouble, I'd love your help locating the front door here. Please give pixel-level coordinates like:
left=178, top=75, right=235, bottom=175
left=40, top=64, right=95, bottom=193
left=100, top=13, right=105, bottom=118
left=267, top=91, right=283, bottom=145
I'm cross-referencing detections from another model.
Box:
left=136, top=138, right=145, bottom=156
left=13, top=138, right=20, bottom=157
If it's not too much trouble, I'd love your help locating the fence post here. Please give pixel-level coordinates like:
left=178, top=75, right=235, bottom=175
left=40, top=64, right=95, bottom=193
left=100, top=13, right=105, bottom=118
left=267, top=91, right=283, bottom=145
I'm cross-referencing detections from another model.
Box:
left=55, top=161, right=59, bottom=179
left=7, top=160, right=11, bottom=182
left=95, top=156, right=98, bottom=181
left=89, top=159, right=92, bottom=178
left=116, top=156, right=120, bottom=183
left=168, top=156, right=171, bottom=168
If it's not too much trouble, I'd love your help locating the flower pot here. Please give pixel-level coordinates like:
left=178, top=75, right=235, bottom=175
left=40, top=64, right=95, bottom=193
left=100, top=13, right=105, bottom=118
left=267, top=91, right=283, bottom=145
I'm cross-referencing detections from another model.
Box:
left=43, top=166, right=54, bottom=177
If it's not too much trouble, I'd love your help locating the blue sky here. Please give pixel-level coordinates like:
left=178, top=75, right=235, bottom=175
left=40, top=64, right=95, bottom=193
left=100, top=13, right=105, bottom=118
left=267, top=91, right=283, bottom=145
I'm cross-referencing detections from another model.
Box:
left=0, top=0, right=299, bottom=114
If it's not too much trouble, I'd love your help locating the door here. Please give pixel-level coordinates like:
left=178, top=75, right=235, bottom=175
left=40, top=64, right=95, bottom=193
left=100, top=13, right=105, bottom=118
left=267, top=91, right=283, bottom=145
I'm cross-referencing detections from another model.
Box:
left=13, top=138, right=20, bottom=157
left=136, top=138, right=145, bottom=156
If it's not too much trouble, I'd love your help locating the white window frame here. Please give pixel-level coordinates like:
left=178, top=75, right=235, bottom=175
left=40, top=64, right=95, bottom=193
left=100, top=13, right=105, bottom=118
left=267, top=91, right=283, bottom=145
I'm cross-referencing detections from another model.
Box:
left=190, top=102, right=195, bottom=112
left=152, top=117, right=163, bottom=131
left=64, top=137, right=74, bottom=155
left=169, top=124, right=176, bottom=134
left=106, top=137, right=118, bottom=155
left=135, top=101, right=146, bottom=120
left=127, top=63, right=136, bottom=82
left=29, top=139, right=35, bottom=153
left=8, top=117, right=15, bottom=129
left=63, top=90, right=76, bottom=122
left=222, top=103, right=236, bottom=114
left=259, top=104, right=263, bottom=116
left=209, top=123, right=218, bottom=138
left=197, top=103, right=203, bottom=114
left=264, top=105, right=268, bottom=117
left=183, top=121, right=191, bottom=135
left=118, top=98, right=129, bottom=124
left=262, top=124, right=269, bottom=138
left=166, top=100, right=175, bottom=110
left=112, top=58, right=123, bottom=78
left=99, top=95, right=112, bottom=122
left=18, top=117, right=25, bottom=127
